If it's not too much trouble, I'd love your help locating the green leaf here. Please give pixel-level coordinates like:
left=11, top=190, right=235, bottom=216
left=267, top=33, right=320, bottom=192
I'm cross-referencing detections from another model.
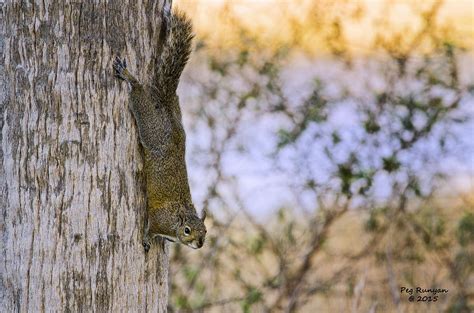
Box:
left=237, top=49, right=249, bottom=66
left=175, top=295, right=190, bottom=309
left=331, top=131, right=341, bottom=144
left=241, top=287, right=262, bottom=313
left=249, top=235, right=265, bottom=255
left=364, top=119, right=381, bottom=134
left=184, top=266, right=198, bottom=283
left=457, top=212, right=474, bottom=246
left=382, top=156, right=401, bottom=173
left=365, top=212, right=379, bottom=232
left=277, top=129, right=297, bottom=148
left=337, top=163, right=354, bottom=195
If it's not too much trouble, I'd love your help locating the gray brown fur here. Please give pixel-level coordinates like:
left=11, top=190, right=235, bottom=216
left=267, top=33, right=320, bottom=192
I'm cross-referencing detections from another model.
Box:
left=113, top=11, right=206, bottom=251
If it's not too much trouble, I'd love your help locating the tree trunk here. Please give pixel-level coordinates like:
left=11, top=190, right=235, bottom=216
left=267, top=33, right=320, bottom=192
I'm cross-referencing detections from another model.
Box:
left=1, top=1, right=170, bottom=311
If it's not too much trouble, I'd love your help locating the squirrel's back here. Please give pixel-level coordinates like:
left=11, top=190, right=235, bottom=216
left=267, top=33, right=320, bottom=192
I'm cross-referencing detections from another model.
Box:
left=146, top=10, right=194, bottom=209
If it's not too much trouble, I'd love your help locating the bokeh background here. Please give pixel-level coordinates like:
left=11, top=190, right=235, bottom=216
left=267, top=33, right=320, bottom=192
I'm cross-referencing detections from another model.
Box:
left=171, top=0, right=474, bottom=312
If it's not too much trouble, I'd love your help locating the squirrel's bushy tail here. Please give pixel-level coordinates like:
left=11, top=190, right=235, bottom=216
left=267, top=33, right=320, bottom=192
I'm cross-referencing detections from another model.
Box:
left=154, top=10, right=194, bottom=96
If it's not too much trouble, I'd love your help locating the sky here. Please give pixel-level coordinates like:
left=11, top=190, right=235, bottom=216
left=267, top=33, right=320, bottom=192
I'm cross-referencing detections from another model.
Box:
left=180, top=55, right=473, bottom=217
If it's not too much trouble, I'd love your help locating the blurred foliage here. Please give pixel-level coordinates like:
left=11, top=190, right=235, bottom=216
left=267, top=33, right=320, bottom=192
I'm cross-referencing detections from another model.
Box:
left=168, top=0, right=474, bottom=312
left=457, top=212, right=474, bottom=247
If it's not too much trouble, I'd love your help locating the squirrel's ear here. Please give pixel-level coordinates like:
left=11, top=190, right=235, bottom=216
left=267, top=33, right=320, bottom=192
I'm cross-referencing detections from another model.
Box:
left=201, top=208, right=207, bottom=222
left=178, top=208, right=186, bottom=225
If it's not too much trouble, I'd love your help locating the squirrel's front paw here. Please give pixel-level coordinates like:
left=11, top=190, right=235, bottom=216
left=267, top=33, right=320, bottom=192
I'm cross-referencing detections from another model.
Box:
left=113, top=56, right=128, bottom=80
left=142, top=239, right=151, bottom=253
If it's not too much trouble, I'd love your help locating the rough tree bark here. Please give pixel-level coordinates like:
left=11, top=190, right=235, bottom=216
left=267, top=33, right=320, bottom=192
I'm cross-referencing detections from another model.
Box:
left=1, top=1, right=171, bottom=311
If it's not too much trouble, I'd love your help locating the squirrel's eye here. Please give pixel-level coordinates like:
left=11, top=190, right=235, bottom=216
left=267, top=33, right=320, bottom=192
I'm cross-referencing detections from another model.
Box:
left=184, top=226, right=191, bottom=235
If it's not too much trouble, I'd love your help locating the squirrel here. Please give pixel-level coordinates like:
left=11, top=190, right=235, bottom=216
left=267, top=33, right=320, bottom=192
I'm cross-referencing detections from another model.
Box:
left=112, top=10, right=206, bottom=251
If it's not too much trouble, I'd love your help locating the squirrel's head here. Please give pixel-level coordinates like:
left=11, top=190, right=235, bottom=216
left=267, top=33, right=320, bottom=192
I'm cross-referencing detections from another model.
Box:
left=176, top=204, right=207, bottom=249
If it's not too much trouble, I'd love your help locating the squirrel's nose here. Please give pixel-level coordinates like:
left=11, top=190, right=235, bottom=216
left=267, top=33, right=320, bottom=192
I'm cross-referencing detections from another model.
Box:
left=197, top=238, right=204, bottom=248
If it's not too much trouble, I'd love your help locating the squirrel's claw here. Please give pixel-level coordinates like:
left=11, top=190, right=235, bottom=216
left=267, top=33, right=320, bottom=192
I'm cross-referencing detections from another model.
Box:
left=142, top=240, right=151, bottom=253
left=113, top=56, right=128, bottom=80
left=143, top=230, right=151, bottom=253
